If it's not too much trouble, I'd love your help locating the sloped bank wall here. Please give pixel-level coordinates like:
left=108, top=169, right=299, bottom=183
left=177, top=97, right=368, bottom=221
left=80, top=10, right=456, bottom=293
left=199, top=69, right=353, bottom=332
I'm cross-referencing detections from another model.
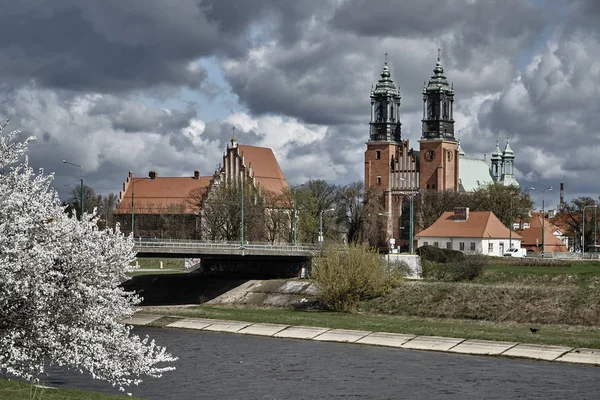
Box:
left=206, top=279, right=319, bottom=307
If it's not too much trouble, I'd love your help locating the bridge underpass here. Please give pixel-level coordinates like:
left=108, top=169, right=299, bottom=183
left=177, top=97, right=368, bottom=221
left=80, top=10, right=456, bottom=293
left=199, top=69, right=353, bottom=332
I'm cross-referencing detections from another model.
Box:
left=125, top=240, right=319, bottom=306
left=133, top=239, right=318, bottom=278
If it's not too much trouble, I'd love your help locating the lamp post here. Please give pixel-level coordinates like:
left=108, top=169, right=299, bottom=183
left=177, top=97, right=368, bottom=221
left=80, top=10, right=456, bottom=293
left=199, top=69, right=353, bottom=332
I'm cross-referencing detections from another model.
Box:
left=241, top=176, right=245, bottom=248
left=319, top=208, right=335, bottom=244
left=62, top=160, right=83, bottom=217
left=530, top=186, right=552, bottom=258
left=509, top=197, right=513, bottom=251
left=582, top=203, right=598, bottom=259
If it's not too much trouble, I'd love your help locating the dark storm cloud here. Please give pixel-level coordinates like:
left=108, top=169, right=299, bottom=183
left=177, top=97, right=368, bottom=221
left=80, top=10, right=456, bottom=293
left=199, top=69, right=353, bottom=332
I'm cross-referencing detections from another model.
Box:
left=0, top=0, right=330, bottom=93
left=330, top=0, right=541, bottom=40
left=223, top=0, right=544, bottom=128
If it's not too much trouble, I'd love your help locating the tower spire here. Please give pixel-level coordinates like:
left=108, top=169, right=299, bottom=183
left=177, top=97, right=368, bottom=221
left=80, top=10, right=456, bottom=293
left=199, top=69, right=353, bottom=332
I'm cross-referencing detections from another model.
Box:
left=230, top=126, right=238, bottom=147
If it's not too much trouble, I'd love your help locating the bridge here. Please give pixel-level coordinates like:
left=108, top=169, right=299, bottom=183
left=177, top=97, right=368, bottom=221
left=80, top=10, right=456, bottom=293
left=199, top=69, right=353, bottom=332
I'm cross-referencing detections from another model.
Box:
left=133, top=239, right=321, bottom=277
left=133, top=238, right=320, bottom=258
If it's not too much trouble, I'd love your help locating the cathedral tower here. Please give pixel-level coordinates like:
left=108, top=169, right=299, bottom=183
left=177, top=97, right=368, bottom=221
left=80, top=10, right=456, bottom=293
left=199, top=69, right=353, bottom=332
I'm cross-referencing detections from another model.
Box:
left=418, top=52, right=459, bottom=192
left=364, top=57, right=402, bottom=190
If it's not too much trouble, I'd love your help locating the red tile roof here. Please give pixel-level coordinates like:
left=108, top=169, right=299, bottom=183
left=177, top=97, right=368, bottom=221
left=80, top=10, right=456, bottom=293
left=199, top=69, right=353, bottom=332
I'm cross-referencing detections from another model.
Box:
left=114, top=143, right=288, bottom=215
left=115, top=175, right=211, bottom=215
left=238, top=145, right=288, bottom=194
left=416, top=211, right=522, bottom=239
left=515, top=213, right=568, bottom=252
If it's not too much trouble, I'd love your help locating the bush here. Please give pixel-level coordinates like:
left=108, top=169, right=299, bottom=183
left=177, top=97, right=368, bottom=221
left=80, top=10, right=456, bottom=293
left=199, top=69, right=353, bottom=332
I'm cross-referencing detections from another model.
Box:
left=422, top=255, right=486, bottom=281
left=310, top=243, right=400, bottom=312
left=417, top=245, right=466, bottom=263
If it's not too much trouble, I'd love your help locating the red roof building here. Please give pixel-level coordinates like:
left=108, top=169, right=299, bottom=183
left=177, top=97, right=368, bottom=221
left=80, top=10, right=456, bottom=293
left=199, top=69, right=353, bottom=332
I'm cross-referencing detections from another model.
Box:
left=114, top=138, right=288, bottom=239
left=515, top=212, right=569, bottom=254
left=416, top=208, right=522, bottom=256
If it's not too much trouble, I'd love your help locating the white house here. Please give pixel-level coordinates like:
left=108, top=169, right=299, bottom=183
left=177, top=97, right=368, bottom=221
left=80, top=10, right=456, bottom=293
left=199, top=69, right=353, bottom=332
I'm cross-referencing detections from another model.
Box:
left=416, top=207, right=523, bottom=257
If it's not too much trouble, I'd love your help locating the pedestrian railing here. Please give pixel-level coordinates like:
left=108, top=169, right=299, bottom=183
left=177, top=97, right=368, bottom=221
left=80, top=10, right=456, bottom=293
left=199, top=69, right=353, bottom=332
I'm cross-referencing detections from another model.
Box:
left=133, top=238, right=320, bottom=253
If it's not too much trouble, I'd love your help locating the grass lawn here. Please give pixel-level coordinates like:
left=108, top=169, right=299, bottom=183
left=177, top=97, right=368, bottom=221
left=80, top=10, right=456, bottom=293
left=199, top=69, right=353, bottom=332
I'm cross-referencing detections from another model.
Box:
left=143, top=305, right=600, bottom=349
left=483, top=261, right=600, bottom=276
left=0, top=379, right=142, bottom=400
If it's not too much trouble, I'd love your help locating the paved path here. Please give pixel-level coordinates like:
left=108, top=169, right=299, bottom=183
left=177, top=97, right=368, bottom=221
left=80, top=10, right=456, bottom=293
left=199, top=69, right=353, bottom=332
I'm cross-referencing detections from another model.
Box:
left=125, top=313, right=600, bottom=366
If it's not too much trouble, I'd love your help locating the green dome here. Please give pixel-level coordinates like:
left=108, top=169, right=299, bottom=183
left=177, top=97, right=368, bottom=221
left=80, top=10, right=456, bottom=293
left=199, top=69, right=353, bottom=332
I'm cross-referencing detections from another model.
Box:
left=372, top=62, right=400, bottom=97
left=425, top=57, right=452, bottom=93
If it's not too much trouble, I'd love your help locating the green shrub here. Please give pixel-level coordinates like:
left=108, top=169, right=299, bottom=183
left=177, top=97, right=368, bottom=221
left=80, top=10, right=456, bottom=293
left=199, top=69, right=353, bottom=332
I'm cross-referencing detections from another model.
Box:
left=422, top=255, right=486, bottom=281
left=417, top=245, right=466, bottom=263
left=311, top=243, right=399, bottom=312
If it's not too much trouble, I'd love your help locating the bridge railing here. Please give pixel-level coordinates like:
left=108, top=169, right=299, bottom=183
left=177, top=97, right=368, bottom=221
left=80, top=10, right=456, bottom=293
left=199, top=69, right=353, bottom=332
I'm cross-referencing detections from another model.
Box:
left=133, top=238, right=320, bottom=252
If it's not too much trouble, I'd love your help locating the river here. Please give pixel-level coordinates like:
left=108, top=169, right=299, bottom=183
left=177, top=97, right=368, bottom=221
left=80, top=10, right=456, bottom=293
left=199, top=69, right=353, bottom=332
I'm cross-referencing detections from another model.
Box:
left=40, top=326, right=599, bottom=399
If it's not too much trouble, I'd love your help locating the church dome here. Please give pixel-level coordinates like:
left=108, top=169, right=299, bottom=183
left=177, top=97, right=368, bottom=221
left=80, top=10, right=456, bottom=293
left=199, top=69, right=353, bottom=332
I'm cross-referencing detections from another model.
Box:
left=491, top=140, right=502, bottom=161
left=372, top=62, right=400, bottom=97
left=425, top=55, right=452, bottom=93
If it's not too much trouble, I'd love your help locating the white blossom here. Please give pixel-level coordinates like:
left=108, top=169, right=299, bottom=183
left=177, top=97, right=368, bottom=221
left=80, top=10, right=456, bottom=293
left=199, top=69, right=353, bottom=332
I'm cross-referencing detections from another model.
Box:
left=0, top=122, right=176, bottom=389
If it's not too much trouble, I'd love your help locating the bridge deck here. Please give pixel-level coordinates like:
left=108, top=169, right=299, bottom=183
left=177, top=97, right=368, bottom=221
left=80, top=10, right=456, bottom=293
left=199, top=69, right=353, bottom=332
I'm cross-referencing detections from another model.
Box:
left=133, top=239, right=319, bottom=258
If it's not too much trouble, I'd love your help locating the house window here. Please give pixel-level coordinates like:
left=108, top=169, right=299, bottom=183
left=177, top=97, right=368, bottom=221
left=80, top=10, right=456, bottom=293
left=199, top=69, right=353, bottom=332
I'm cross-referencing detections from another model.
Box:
left=424, top=242, right=428, bottom=246
left=446, top=242, right=452, bottom=249
left=488, top=243, right=493, bottom=253
left=459, top=242, right=465, bottom=251
left=470, top=242, right=476, bottom=251
left=377, top=176, right=381, bottom=185
left=376, top=150, right=381, bottom=160
left=434, top=242, right=439, bottom=248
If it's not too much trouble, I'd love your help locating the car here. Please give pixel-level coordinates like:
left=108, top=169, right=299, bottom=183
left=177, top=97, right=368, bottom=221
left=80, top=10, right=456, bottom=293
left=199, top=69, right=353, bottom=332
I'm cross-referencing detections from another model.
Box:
left=503, top=248, right=525, bottom=257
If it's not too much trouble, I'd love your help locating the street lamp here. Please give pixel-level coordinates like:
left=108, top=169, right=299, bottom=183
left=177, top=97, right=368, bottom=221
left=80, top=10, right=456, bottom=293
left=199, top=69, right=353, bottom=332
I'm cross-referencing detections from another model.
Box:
left=530, top=186, right=552, bottom=258
left=62, top=160, right=83, bottom=217
left=319, top=208, right=335, bottom=244
left=582, top=203, right=598, bottom=259
left=241, top=177, right=245, bottom=248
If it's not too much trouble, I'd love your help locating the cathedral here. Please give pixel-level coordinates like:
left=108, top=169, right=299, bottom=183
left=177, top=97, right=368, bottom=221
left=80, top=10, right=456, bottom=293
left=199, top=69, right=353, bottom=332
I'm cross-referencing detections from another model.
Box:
left=364, top=53, right=518, bottom=245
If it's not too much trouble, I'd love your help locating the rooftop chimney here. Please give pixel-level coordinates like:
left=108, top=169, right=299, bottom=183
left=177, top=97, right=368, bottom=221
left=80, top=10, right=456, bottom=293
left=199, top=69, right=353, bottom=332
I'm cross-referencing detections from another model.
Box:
left=560, top=183, right=564, bottom=206
left=149, top=170, right=157, bottom=180
left=194, top=170, right=200, bottom=180
left=454, top=207, right=469, bottom=221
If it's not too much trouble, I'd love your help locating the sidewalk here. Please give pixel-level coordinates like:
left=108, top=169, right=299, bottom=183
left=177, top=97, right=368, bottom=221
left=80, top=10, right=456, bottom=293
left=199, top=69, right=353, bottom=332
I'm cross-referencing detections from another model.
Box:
left=125, top=313, right=600, bottom=366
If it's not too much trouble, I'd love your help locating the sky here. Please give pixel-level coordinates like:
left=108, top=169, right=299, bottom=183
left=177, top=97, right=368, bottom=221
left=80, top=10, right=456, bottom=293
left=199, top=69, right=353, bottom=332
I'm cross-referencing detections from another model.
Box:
left=2, top=0, right=600, bottom=211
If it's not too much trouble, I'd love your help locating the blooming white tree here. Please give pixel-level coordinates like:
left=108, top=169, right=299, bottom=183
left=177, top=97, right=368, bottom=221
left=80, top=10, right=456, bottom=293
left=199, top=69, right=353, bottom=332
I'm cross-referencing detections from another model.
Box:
left=0, top=122, right=176, bottom=390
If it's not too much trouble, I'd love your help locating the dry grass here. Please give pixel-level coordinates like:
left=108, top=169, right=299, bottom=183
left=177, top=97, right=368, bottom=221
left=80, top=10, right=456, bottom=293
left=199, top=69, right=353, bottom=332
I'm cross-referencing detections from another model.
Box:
left=362, top=279, right=600, bottom=326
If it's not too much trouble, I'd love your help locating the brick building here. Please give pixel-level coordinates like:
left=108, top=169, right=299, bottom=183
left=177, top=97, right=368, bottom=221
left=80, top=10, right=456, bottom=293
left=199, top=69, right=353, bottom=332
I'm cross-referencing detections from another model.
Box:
left=365, top=54, right=519, bottom=248
left=114, top=137, right=288, bottom=239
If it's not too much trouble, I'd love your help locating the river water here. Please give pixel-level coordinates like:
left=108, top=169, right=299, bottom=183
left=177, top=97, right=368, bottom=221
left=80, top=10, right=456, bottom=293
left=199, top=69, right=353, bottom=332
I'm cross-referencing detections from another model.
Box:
left=39, top=327, right=599, bottom=399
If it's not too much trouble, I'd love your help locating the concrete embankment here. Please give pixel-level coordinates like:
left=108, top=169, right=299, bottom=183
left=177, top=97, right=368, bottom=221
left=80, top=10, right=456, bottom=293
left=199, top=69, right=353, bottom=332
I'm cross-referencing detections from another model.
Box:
left=204, top=279, right=318, bottom=307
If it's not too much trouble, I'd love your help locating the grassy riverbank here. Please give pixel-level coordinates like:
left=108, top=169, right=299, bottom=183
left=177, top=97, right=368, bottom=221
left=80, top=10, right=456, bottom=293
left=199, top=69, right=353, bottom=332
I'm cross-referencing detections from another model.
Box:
left=0, top=379, right=141, bottom=400
left=138, top=260, right=600, bottom=349
left=143, top=304, right=600, bottom=349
